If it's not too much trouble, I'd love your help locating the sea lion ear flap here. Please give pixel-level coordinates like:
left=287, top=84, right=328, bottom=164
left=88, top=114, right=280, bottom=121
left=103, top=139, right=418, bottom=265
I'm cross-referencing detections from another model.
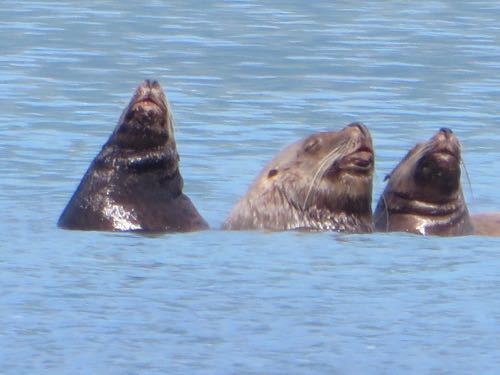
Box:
left=268, top=169, right=279, bottom=178
left=384, top=173, right=391, bottom=182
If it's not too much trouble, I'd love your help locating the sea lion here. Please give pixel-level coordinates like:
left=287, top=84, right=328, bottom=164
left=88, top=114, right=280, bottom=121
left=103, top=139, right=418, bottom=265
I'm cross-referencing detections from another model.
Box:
left=58, top=80, right=208, bottom=232
left=374, top=127, right=473, bottom=236
left=223, top=122, right=374, bottom=232
left=470, top=213, right=500, bottom=236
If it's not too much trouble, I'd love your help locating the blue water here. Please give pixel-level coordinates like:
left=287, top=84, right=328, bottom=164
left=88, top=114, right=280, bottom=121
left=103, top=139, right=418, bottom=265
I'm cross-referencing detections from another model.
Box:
left=1, top=1, right=500, bottom=374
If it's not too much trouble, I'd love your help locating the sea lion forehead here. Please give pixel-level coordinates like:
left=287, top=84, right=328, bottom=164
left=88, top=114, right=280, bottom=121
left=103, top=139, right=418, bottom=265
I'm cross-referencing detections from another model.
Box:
left=392, top=143, right=423, bottom=173
left=265, top=123, right=372, bottom=171
left=301, top=122, right=371, bottom=151
left=258, top=132, right=331, bottom=176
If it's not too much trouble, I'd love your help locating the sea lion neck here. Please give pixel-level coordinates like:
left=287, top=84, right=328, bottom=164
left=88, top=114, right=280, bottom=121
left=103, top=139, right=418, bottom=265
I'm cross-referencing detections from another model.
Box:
left=94, top=143, right=181, bottom=180
left=384, top=190, right=463, bottom=217
left=374, top=188, right=473, bottom=236
left=302, top=197, right=373, bottom=232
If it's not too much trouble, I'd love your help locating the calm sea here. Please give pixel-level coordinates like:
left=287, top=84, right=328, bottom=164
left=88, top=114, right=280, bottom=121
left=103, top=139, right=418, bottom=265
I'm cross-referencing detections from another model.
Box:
left=1, top=1, right=500, bottom=374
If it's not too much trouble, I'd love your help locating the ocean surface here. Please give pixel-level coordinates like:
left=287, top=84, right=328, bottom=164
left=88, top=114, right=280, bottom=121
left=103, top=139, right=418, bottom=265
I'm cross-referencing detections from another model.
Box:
left=1, top=1, right=500, bottom=374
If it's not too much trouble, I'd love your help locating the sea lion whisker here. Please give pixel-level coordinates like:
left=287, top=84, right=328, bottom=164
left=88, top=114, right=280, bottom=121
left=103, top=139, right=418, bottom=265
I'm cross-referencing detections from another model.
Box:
left=159, top=90, right=176, bottom=134
left=301, top=145, right=346, bottom=211
left=461, top=159, right=473, bottom=202
left=413, top=142, right=435, bottom=161
left=301, top=150, right=335, bottom=210
left=381, top=193, right=390, bottom=232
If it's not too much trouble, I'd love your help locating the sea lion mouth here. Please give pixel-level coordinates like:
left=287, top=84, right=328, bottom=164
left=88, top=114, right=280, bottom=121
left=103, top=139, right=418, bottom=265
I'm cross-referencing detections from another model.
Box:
left=132, top=96, right=164, bottom=113
left=421, top=146, right=460, bottom=174
left=425, top=127, right=461, bottom=165
left=124, top=93, right=168, bottom=129
left=343, top=146, right=374, bottom=173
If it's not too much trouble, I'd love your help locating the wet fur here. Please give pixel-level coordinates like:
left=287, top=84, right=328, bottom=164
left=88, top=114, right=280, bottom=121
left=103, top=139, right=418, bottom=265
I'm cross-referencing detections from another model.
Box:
left=223, top=123, right=374, bottom=232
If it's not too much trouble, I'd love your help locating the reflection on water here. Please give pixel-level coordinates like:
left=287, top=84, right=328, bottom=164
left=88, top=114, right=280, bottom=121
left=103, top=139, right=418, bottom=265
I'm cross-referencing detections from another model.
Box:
left=1, top=1, right=500, bottom=374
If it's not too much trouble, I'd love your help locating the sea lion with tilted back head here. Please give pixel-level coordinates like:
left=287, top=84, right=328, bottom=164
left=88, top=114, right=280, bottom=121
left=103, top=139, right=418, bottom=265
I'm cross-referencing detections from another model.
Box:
left=58, top=80, right=208, bottom=232
left=223, top=122, right=374, bottom=232
left=374, top=127, right=473, bottom=236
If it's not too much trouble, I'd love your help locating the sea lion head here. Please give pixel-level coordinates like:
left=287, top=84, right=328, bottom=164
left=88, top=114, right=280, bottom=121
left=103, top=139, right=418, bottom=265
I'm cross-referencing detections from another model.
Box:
left=293, top=122, right=374, bottom=215
left=386, top=127, right=461, bottom=199
left=97, top=80, right=180, bottom=175
left=374, top=127, right=473, bottom=235
left=223, top=122, right=375, bottom=232
left=112, top=79, right=175, bottom=150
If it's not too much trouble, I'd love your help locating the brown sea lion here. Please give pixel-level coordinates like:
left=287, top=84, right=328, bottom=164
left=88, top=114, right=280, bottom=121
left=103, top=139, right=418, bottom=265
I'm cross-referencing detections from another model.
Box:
left=223, top=122, right=374, bottom=232
left=374, top=127, right=473, bottom=236
left=58, top=80, right=208, bottom=232
left=470, top=213, right=500, bottom=236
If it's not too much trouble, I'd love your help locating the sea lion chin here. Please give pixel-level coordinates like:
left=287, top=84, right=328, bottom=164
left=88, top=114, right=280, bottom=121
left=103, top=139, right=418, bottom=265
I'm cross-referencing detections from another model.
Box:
left=58, top=79, right=209, bottom=232
left=223, top=122, right=375, bottom=233
left=374, top=127, right=473, bottom=236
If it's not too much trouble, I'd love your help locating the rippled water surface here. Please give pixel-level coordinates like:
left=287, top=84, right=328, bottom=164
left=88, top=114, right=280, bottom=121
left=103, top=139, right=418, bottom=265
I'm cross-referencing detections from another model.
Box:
left=1, top=1, right=500, bottom=374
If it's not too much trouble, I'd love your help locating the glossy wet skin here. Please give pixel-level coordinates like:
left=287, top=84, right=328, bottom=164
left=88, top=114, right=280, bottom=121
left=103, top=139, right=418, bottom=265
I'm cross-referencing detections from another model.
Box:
left=58, top=80, right=208, bottom=232
left=374, top=128, right=473, bottom=236
left=223, top=122, right=375, bottom=232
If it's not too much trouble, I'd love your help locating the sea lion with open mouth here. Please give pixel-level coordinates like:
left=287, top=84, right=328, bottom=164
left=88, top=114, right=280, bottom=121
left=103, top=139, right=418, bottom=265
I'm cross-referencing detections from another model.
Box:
left=374, top=127, right=473, bottom=236
left=58, top=80, right=208, bottom=232
left=223, top=122, right=374, bottom=232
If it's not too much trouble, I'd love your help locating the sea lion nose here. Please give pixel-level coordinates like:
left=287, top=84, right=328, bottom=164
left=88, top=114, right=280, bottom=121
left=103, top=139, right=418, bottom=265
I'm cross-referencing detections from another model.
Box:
left=143, top=79, right=160, bottom=89
left=440, top=127, right=453, bottom=137
left=347, top=122, right=368, bottom=136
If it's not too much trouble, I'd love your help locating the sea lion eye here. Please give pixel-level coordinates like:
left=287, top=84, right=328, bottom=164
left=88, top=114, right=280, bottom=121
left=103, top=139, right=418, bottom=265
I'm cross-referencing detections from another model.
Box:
left=304, top=138, right=321, bottom=153
left=268, top=169, right=278, bottom=178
